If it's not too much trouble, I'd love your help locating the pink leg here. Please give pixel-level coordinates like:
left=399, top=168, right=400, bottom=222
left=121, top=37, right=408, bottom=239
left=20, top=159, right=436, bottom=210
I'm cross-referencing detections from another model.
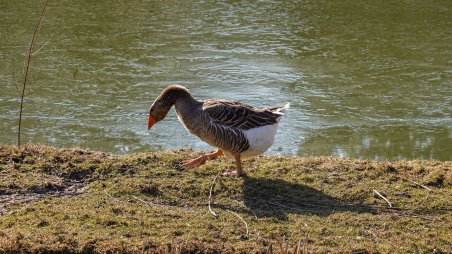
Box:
left=183, top=149, right=223, bottom=169
left=222, top=154, right=244, bottom=177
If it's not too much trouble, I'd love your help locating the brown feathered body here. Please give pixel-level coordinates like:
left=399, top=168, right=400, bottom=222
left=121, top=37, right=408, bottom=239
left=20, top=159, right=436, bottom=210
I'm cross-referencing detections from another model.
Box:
left=149, top=85, right=289, bottom=159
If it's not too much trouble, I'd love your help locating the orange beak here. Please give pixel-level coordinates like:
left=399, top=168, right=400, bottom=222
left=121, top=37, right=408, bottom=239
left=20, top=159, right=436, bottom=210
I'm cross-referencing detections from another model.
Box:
left=148, top=115, right=156, bottom=130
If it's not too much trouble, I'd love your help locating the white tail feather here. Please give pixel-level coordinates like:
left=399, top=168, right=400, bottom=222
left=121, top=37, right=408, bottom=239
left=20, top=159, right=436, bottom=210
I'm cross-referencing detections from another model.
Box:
left=281, top=103, right=290, bottom=111
left=273, top=103, right=290, bottom=115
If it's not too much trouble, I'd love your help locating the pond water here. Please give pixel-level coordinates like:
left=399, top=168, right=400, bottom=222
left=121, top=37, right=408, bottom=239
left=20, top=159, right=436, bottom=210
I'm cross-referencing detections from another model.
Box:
left=1, top=1, right=451, bottom=160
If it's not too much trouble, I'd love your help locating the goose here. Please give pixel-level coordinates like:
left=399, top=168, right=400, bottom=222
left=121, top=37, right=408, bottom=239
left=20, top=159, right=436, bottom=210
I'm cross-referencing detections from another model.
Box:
left=147, top=85, right=289, bottom=176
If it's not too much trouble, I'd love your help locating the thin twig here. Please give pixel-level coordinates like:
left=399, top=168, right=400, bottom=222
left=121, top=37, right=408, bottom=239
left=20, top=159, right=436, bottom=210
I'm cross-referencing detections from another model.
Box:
left=226, top=209, right=249, bottom=238
left=132, top=195, right=153, bottom=205
left=131, top=195, right=178, bottom=210
left=32, top=40, right=49, bottom=55
left=18, top=0, right=49, bottom=148
left=232, top=198, right=258, bottom=219
left=132, top=196, right=168, bottom=208
left=373, top=189, right=392, bottom=208
left=104, top=189, right=119, bottom=202
left=366, top=229, right=379, bottom=241
left=208, top=171, right=221, bottom=217
left=249, top=207, right=258, bottom=220
left=403, top=178, right=432, bottom=191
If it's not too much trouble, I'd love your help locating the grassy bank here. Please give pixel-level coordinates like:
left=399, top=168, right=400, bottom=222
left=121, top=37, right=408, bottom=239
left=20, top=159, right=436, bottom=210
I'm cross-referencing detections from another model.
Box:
left=0, top=145, right=450, bottom=253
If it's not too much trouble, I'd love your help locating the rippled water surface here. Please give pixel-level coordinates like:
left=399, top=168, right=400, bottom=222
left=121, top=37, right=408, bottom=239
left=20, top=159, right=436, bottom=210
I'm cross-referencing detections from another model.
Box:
left=1, top=1, right=451, bottom=160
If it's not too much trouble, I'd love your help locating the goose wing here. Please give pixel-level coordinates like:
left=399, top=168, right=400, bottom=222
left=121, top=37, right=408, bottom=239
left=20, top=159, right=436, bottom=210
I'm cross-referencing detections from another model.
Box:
left=202, top=99, right=282, bottom=130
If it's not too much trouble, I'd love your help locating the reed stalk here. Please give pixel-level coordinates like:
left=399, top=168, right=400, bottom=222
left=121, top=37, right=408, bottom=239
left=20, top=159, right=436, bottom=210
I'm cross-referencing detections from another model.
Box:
left=17, top=0, right=49, bottom=148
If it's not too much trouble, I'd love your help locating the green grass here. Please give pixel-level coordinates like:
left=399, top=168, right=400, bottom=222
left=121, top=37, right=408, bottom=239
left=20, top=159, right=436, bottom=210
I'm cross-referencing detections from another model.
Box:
left=0, top=144, right=451, bottom=253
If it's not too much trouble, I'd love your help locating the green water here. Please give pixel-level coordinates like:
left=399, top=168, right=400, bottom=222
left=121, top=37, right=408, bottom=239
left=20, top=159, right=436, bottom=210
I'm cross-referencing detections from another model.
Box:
left=1, top=1, right=451, bottom=160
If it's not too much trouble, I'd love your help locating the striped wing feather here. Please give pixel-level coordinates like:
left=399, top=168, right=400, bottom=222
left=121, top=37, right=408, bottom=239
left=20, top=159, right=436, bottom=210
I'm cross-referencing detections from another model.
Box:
left=202, top=99, right=280, bottom=130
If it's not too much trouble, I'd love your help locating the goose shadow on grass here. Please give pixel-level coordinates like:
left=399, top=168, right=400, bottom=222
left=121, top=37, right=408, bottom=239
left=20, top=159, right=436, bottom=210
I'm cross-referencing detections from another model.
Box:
left=238, top=176, right=376, bottom=220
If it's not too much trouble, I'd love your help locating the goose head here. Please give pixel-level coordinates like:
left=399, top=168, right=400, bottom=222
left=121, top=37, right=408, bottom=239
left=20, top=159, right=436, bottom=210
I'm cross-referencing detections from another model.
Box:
left=148, top=85, right=191, bottom=129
